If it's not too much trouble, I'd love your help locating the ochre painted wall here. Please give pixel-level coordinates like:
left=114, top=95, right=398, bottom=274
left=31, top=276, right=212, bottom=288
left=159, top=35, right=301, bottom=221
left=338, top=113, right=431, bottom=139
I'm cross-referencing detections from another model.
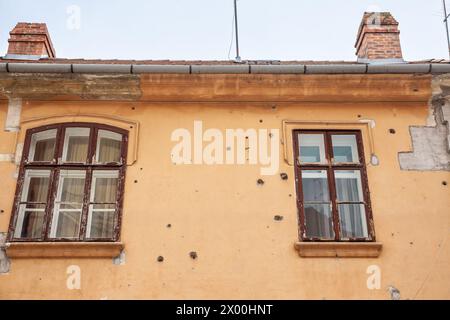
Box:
left=0, top=75, right=449, bottom=299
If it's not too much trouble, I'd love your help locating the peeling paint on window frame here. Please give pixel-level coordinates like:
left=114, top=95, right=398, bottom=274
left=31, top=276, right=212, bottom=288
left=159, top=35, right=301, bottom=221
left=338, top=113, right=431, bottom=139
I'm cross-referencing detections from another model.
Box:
left=293, top=129, right=376, bottom=242
left=7, top=122, right=128, bottom=243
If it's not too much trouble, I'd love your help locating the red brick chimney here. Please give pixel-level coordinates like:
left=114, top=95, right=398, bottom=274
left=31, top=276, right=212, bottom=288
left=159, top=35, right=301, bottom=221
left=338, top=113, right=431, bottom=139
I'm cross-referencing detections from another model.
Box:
left=355, top=12, right=403, bottom=62
left=6, top=23, right=55, bottom=59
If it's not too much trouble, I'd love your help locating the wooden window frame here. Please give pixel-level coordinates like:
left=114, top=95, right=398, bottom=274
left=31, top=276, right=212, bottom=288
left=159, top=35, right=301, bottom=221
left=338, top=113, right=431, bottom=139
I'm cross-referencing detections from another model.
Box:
left=7, top=122, right=128, bottom=243
left=293, top=129, right=375, bottom=242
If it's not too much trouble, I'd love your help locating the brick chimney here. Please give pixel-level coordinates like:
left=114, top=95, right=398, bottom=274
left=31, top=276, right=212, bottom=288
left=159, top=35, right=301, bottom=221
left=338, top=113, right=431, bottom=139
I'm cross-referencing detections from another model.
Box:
left=6, top=23, right=55, bottom=59
left=355, top=12, right=403, bottom=62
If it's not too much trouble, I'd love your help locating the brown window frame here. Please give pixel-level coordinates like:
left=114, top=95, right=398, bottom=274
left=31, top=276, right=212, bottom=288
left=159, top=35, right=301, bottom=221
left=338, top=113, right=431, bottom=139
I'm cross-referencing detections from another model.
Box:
left=293, top=129, right=375, bottom=242
left=7, top=122, right=128, bottom=243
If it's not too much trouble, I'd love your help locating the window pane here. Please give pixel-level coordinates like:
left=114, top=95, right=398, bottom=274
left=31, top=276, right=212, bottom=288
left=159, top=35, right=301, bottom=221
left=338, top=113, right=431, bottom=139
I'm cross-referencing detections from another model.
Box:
left=301, top=170, right=330, bottom=201
left=50, top=170, right=85, bottom=238
left=86, top=171, right=118, bottom=239
left=62, top=128, right=90, bottom=163
left=54, top=211, right=82, bottom=238
left=60, top=175, right=85, bottom=203
left=29, top=129, right=56, bottom=162
left=298, top=133, right=326, bottom=163
left=21, top=170, right=50, bottom=203
left=87, top=204, right=115, bottom=238
left=90, top=170, right=119, bottom=203
left=331, top=134, right=359, bottom=163
left=14, top=204, right=45, bottom=239
left=338, top=204, right=368, bottom=239
left=304, top=203, right=334, bottom=239
left=335, top=170, right=364, bottom=202
left=96, top=130, right=122, bottom=163
left=14, top=170, right=50, bottom=239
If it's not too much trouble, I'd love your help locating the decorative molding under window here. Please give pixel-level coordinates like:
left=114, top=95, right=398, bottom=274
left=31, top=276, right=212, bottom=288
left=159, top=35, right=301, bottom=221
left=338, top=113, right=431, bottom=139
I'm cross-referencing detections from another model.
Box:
left=5, top=242, right=124, bottom=258
left=294, top=242, right=382, bottom=258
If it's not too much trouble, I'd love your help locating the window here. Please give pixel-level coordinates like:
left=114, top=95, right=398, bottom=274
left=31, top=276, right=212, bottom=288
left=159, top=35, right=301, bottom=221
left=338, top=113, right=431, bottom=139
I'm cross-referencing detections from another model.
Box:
left=8, top=123, right=128, bottom=242
left=293, top=130, right=375, bottom=241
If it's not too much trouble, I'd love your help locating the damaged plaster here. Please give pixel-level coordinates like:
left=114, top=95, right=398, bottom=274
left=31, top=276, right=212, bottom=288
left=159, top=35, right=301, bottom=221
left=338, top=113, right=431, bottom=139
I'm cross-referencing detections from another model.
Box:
left=0, top=73, right=142, bottom=101
left=398, top=74, right=450, bottom=171
left=0, top=232, right=10, bottom=274
left=112, top=250, right=126, bottom=265
left=5, top=97, right=21, bottom=131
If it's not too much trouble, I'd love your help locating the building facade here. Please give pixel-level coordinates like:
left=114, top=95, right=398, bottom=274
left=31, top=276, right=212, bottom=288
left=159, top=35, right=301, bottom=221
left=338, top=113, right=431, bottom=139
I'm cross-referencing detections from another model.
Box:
left=0, top=13, right=449, bottom=299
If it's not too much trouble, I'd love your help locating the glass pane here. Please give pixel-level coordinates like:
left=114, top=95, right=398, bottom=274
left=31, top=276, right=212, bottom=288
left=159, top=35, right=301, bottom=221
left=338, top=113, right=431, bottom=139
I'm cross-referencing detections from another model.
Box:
left=14, top=204, right=45, bottom=239
left=304, top=203, right=334, bottom=239
left=335, top=170, right=364, bottom=202
left=21, top=170, right=51, bottom=203
left=62, top=128, right=90, bottom=163
left=90, top=171, right=119, bottom=203
left=50, top=170, right=85, bottom=238
left=331, top=134, right=359, bottom=163
left=29, top=129, right=56, bottom=162
left=298, top=133, right=326, bottom=163
left=54, top=211, right=82, bottom=238
left=96, top=130, right=122, bottom=163
left=301, top=170, right=330, bottom=201
left=87, top=204, right=115, bottom=239
left=338, top=204, right=368, bottom=239
left=60, top=176, right=85, bottom=203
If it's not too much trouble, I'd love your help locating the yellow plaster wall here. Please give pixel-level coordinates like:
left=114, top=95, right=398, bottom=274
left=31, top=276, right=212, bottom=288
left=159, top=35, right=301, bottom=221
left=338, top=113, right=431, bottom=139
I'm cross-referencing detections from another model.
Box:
left=0, top=97, right=448, bottom=300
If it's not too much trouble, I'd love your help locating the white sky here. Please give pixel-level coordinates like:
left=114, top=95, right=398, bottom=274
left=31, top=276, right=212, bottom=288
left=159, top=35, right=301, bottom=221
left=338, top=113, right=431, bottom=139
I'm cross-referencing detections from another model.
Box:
left=0, top=0, right=448, bottom=61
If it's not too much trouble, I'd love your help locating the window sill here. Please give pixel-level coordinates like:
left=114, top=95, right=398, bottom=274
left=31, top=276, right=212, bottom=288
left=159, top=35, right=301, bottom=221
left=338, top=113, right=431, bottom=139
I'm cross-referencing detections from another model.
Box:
left=294, top=241, right=382, bottom=258
left=5, top=242, right=124, bottom=258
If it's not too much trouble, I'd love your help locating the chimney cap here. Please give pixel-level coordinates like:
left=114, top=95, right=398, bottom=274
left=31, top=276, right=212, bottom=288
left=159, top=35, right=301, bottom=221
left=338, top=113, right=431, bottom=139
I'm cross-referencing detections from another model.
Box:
left=355, top=12, right=403, bottom=61
left=355, top=12, right=399, bottom=47
left=6, top=22, right=56, bottom=59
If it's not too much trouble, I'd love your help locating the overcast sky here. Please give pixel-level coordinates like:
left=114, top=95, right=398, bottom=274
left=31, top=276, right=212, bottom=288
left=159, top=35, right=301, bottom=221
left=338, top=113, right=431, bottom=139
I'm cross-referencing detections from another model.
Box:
left=0, top=0, right=448, bottom=61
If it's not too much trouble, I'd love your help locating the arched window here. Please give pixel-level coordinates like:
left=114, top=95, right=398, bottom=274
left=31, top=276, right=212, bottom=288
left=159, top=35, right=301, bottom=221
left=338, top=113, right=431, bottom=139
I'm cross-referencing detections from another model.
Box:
left=8, top=123, right=128, bottom=242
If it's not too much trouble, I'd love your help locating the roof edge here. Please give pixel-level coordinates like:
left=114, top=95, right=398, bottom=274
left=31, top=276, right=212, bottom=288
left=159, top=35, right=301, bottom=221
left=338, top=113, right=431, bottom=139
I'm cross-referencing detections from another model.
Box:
left=0, top=62, right=447, bottom=74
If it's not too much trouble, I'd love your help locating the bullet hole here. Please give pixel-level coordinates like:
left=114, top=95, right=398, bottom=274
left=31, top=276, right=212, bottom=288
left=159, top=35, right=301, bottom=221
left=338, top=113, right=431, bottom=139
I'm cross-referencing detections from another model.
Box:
left=140, top=168, right=143, bottom=171
left=189, top=251, right=198, bottom=260
left=271, top=105, right=277, bottom=110
left=409, top=241, right=414, bottom=245
left=259, top=119, right=263, bottom=123
left=166, top=224, right=171, bottom=228
left=269, top=133, right=273, bottom=138
left=274, top=215, right=284, bottom=221
left=413, top=88, right=419, bottom=92
left=245, top=136, right=248, bottom=139
left=266, top=226, right=270, bottom=229
left=280, top=173, right=288, bottom=180
left=391, top=233, right=395, bottom=237
left=157, top=256, right=164, bottom=262
left=131, top=106, right=135, bottom=110
left=442, top=181, right=447, bottom=186
left=388, top=286, right=401, bottom=300
left=130, top=126, right=133, bottom=129
left=389, top=128, right=396, bottom=134
left=288, top=194, right=292, bottom=197
left=357, top=114, right=362, bottom=118
left=0, top=209, right=4, bottom=213
left=134, top=180, right=138, bottom=183
left=257, top=179, right=265, bottom=185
